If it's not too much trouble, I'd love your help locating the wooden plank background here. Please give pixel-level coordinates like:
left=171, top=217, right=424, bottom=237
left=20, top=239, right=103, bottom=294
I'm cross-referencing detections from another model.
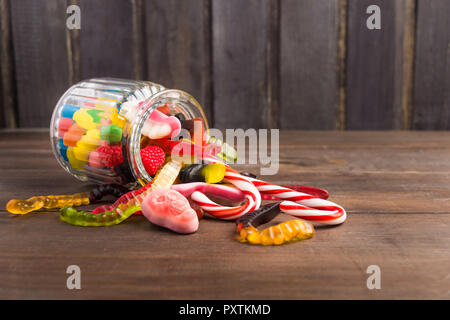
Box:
left=0, top=0, right=449, bottom=129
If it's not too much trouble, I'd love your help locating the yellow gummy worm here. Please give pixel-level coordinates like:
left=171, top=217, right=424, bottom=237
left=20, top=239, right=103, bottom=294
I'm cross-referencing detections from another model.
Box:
left=6, top=193, right=90, bottom=215
left=237, top=219, right=314, bottom=245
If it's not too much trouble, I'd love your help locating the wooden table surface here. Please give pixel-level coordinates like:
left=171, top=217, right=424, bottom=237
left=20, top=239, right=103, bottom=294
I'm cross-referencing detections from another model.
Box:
left=0, top=130, right=449, bottom=299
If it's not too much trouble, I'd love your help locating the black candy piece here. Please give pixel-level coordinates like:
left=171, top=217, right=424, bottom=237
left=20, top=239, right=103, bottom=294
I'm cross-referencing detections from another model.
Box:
left=179, top=163, right=205, bottom=183
left=114, top=160, right=135, bottom=184
left=174, top=113, right=187, bottom=121
left=180, top=119, right=194, bottom=131
left=240, top=172, right=257, bottom=179
left=236, top=202, right=281, bottom=228
left=88, top=184, right=130, bottom=203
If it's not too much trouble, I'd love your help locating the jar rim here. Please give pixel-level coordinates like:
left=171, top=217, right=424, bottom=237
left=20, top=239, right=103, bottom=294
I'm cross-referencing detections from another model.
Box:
left=127, top=89, right=208, bottom=186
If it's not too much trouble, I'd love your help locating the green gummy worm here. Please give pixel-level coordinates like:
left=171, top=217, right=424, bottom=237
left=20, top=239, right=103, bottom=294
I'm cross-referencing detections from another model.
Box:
left=60, top=204, right=141, bottom=227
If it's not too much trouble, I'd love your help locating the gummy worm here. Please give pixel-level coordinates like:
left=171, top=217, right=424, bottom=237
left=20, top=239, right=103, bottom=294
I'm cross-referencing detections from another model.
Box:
left=92, top=181, right=246, bottom=218
left=60, top=160, right=182, bottom=226
left=235, top=202, right=314, bottom=245
left=6, top=184, right=129, bottom=215
left=92, top=184, right=152, bottom=215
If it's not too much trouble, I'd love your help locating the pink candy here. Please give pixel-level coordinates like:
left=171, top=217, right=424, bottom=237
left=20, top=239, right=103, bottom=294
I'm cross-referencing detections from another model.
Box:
left=171, top=182, right=246, bottom=203
left=142, top=109, right=181, bottom=139
left=141, top=189, right=199, bottom=234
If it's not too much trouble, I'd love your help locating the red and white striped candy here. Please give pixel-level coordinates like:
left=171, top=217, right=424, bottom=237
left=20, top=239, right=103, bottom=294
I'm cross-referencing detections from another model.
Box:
left=193, top=155, right=346, bottom=225
left=190, top=160, right=261, bottom=220
left=249, top=178, right=346, bottom=225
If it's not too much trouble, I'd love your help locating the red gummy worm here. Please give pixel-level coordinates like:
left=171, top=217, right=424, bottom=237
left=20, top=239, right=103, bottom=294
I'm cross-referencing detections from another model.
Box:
left=92, top=183, right=153, bottom=215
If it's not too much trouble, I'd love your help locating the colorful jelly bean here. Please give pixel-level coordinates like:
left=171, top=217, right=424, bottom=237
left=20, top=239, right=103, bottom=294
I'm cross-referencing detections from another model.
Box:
left=73, top=109, right=98, bottom=130
left=61, top=104, right=80, bottom=118
left=63, top=124, right=85, bottom=147
left=67, top=146, right=86, bottom=169
left=58, top=117, right=74, bottom=138
left=100, top=124, right=122, bottom=144
left=73, top=129, right=101, bottom=161
left=58, top=138, right=68, bottom=161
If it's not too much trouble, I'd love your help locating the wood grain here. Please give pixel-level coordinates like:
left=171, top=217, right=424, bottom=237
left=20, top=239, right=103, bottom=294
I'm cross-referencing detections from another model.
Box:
left=0, top=0, right=17, bottom=128
left=78, top=0, right=135, bottom=79
left=412, top=0, right=450, bottom=129
left=9, top=0, right=69, bottom=128
left=66, top=0, right=81, bottom=85
left=0, top=130, right=449, bottom=299
left=280, top=0, right=340, bottom=130
left=144, top=0, right=212, bottom=124
left=346, top=0, right=407, bottom=129
left=212, top=0, right=270, bottom=129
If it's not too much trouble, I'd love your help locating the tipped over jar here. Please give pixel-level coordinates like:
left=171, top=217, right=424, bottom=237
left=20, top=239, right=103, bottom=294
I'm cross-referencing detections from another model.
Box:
left=50, top=78, right=208, bottom=186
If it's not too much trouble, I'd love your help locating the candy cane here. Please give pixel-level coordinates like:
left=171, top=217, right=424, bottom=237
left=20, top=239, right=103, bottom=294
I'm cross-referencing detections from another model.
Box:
left=195, top=156, right=346, bottom=225
left=190, top=157, right=261, bottom=220
left=249, top=178, right=346, bottom=225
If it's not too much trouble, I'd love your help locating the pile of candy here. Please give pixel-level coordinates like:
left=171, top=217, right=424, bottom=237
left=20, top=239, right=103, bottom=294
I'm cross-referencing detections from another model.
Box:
left=54, top=95, right=228, bottom=184
left=6, top=106, right=347, bottom=245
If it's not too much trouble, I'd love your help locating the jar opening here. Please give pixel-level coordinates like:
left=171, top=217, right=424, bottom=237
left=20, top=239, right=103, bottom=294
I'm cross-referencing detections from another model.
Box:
left=128, top=89, right=208, bottom=186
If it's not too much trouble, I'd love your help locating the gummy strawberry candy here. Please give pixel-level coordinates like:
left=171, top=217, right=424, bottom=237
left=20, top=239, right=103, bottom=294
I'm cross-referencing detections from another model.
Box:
left=90, top=144, right=123, bottom=168
left=140, top=145, right=166, bottom=175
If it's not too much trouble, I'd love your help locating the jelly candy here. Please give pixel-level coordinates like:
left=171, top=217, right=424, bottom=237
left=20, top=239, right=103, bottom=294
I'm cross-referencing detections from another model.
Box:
left=67, top=146, right=86, bottom=169
left=58, top=139, right=68, bottom=161
left=235, top=202, right=314, bottom=245
left=92, top=183, right=153, bottom=215
left=73, top=129, right=101, bottom=161
left=5, top=184, right=128, bottom=215
left=150, top=160, right=182, bottom=190
left=140, top=145, right=166, bottom=175
left=237, top=220, right=314, bottom=245
left=63, top=124, right=85, bottom=147
left=156, top=103, right=172, bottom=115
left=86, top=109, right=104, bottom=123
left=60, top=203, right=141, bottom=227
left=60, top=160, right=181, bottom=227
left=111, top=109, right=126, bottom=128
left=7, top=193, right=89, bottom=215
left=61, top=104, right=80, bottom=118
left=89, top=144, right=123, bottom=168
left=73, top=108, right=98, bottom=130
left=142, top=109, right=181, bottom=139
left=179, top=163, right=226, bottom=184
left=100, top=124, right=122, bottom=144
left=141, top=189, right=199, bottom=234
left=58, top=117, right=74, bottom=138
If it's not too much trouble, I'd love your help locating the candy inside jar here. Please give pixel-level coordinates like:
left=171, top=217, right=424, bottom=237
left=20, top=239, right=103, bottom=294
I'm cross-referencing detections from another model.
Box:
left=50, top=78, right=210, bottom=186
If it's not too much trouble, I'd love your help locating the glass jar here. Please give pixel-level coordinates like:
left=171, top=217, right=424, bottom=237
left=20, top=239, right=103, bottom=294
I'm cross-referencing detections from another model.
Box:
left=50, top=78, right=208, bottom=186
